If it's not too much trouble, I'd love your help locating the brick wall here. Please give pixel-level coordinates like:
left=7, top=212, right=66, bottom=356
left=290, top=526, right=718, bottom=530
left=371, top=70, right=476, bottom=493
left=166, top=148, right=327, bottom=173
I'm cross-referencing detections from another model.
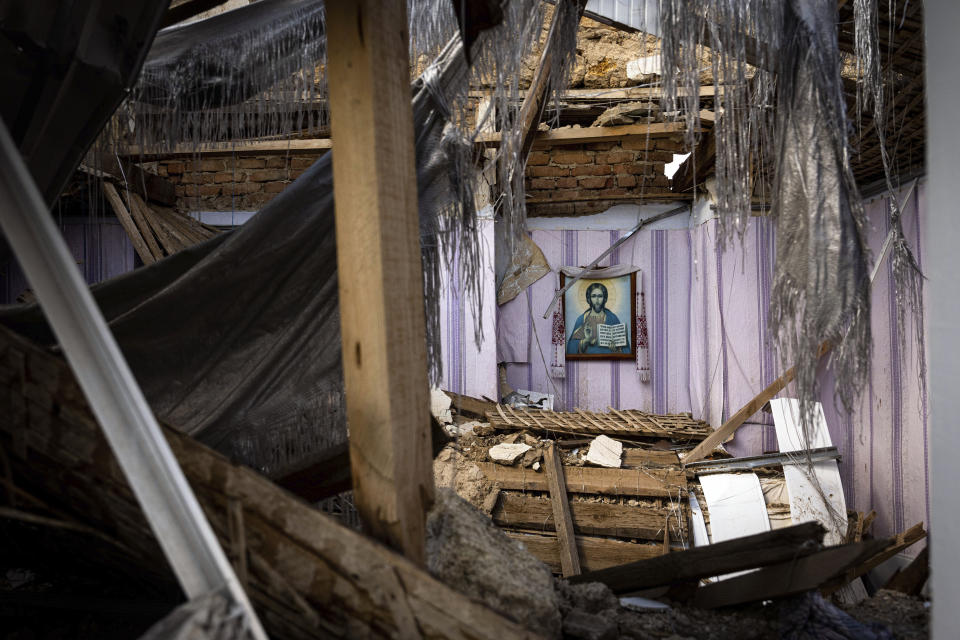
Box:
left=524, top=139, right=681, bottom=204
left=155, top=153, right=323, bottom=212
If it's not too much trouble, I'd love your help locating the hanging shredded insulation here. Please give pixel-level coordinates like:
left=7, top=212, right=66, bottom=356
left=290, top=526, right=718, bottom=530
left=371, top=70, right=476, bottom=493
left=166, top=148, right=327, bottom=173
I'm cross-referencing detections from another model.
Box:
left=658, top=0, right=923, bottom=442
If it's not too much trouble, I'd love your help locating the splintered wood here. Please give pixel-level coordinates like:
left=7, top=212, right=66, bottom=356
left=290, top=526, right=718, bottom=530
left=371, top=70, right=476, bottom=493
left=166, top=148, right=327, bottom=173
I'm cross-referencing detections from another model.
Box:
left=486, top=404, right=712, bottom=441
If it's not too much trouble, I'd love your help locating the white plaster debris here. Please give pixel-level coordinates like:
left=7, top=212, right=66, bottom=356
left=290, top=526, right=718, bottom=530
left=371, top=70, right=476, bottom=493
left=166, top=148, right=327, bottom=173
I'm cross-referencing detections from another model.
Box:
left=584, top=435, right=623, bottom=468
left=430, top=387, right=453, bottom=424
left=532, top=461, right=541, bottom=472
left=626, top=54, right=661, bottom=81
left=444, top=420, right=483, bottom=438
left=489, top=443, right=533, bottom=465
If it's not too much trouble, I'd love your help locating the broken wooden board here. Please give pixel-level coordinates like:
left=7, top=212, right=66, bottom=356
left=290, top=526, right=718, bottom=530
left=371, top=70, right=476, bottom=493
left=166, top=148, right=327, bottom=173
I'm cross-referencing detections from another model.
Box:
left=570, top=522, right=826, bottom=594
left=692, top=538, right=888, bottom=609
left=883, top=545, right=929, bottom=595
left=478, top=462, right=686, bottom=498
left=486, top=405, right=711, bottom=441
left=821, top=522, right=927, bottom=595
left=0, top=323, right=541, bottom=639
left=443, top=390, right=496, bottom=419
left=543, top=443, right=581, bottom=576
left=492, top=494, right=688, bottom=541
left=622, top=449, right=680, bottom=467
left=506, top=531, right=663, bottom=574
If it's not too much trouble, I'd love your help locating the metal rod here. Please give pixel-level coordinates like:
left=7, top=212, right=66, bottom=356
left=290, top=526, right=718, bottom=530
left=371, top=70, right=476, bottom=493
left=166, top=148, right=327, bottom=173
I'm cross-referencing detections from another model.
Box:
left=0, top=121, right=267, bottom=639
left=542, top=204, right=689, bottom=318
left=686, top=446, right=840, bottom=475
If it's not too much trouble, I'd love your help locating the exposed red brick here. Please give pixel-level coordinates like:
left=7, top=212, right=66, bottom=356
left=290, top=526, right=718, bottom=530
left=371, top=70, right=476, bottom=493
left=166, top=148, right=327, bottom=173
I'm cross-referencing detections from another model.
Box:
left=577, top=176, right=611, bottom=189
left=551, top=150, right=593, bottom=164
left=584, top=142, right=617, bottom=152
left=183, top=184, right=199, bottom=197
left=248, top=169, right=284, bottom=182
left=551, top=189, right=581, bottom=201
left=597, top=151, right=634, bottom=164
left=291, top=157, right=315, bottom=170
left=156, top=165, right=168, bottom=177
left=529, top=177, right=557, bottom=190
left=174, top=185, right=186, bottom=197
left=213, top=172, right=236, bottom=184
left=616, top=174, right=637, bottom=187
left=528, top=165, right=569, bottom=177
left=222, top=182, right=261, bottom=195
left=264, top=181, right=289, bottom=193
left=527, top=151, right=550, bottom=166
left=556, top=177, right=577, bottom=188
left=236, top=158, right=266, bottom=169
left=185, top=159, right=226, bottom=172
left=198, top=184, right=221, bottom=197
left=265, top=156, right=288, bottom=169
left=165, top=161, right=185, bottom=175
left=597, top=188, right=629, bottom=198
left=572, top=164, right=611, bottom=177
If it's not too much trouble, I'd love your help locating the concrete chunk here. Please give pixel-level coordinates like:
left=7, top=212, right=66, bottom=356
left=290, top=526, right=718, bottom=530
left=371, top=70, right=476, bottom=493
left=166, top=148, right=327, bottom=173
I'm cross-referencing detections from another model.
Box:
left=584, top=435, right=623, bottom=468
left=489, top=443, right=533, bottom=465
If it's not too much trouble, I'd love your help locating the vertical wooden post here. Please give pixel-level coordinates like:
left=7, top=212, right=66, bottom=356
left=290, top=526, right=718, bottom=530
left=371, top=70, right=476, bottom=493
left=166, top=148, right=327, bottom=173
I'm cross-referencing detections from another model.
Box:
left=544, top=443, right=581, bottom=577
left=326, top=0, right=433, bottom=565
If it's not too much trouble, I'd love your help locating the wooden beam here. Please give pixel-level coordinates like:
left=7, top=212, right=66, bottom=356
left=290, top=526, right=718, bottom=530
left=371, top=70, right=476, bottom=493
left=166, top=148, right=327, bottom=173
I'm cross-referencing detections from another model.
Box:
left=516, top=0, right=588, bottom=162
left=120, top=138, right=333, bottom=159
left=444, top=390, right=496, bottom=419
left=883, top=545, right=929, bottom=595
left=505, top=531, right=662, bottom=574
left=692, top=539, right=888, bottom=609
left=124, top=193, right=164, bottom=262
left=479, top=122, right=689, bottom=148
left=570, top=521, right=826, bottom=593
left=542, top=443, right=581, bottom=577
left=821, top=522, right=927, bottom=595
left=326, top=0, right=433, bottom=565
left=478, top=462, right=686, bottom=498
left=162, top=0, right=231, bottom=28
left=683, top=341, right=831, bottom=465
left=493, top=494, right=687, bottom=541
left=101, top=182, right=155, bottom=265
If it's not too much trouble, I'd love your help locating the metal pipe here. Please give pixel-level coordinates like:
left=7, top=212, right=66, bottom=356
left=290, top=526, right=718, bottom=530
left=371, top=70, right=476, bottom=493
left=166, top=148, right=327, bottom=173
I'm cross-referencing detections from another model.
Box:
left=0, top=121, right=266, bottom=639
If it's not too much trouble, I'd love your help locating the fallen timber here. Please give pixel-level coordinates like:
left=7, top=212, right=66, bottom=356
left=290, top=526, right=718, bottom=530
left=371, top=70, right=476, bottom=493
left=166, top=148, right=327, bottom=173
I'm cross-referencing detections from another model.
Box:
left=485, top=404, right=713, bottom=441
left=0, top=324, right=541, bottom=639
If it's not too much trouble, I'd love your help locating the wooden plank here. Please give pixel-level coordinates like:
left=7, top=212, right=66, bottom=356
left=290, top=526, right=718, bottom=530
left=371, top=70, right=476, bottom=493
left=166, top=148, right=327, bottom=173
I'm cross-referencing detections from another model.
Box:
left=506, top=531, right=662, bottom=574
left=883, top=545, right=929, bottom=595
left=622, top=448, right=680, bottom=467
left=99, top=156, right=177, bottom=206
left=124, top=193, right=164, bottom=261
left=516, top=0, right=588, bottom=162
left=821, top=523, right=927, bottom=595
left=684, top=342, right=831, bottom=464
left=139, top=203, right=184, bottom=255
left=570, top=521, right=826, bottom=593
left=493, top=494, right=686, bottom=541
left=692, top=539, right=888, bottom=609
left=327, top=0, right=433, bottom=565
left=478, top=462, right=685, bottom=498
left=542, top=443, right=581, bottom=577
left=101, top=181, right=155, bottom=265
left=444, top=390, right=496, bottom=419
left=121, top=138, right=333, bottom=159
left=163, top=0, right=230, bottom=27
left=478, top=122, right=689, bottom=148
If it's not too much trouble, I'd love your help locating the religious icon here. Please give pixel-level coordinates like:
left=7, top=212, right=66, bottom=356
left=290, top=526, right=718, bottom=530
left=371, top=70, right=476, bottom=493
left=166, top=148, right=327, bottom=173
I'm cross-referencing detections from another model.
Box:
left=562, top=272, right=636, bottom=360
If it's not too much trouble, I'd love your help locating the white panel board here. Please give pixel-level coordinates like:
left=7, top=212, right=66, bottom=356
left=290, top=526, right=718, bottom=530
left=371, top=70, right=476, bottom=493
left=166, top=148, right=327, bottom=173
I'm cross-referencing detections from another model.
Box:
left=698, top=473, right=771, bottom=542
left=770, top=398, right=849, bottom=547
left=688, top=490, right=711, bottom=547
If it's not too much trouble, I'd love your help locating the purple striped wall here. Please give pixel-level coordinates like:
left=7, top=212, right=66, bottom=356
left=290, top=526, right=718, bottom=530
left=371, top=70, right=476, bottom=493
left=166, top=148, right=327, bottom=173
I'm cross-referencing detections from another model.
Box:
left=486, top=193, right=929, bottom=549
left=1, top=219, right=134, bottom=304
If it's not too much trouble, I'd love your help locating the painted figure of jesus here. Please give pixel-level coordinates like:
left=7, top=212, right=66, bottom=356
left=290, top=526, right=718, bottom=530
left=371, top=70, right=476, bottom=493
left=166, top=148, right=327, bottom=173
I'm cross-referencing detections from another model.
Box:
left=567, top=282, right=629, bottom=354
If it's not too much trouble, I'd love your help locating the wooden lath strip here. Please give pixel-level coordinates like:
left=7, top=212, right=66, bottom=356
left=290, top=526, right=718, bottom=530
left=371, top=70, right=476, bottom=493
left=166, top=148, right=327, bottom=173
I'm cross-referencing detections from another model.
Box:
left=102, top=181, right=155, bottom=265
